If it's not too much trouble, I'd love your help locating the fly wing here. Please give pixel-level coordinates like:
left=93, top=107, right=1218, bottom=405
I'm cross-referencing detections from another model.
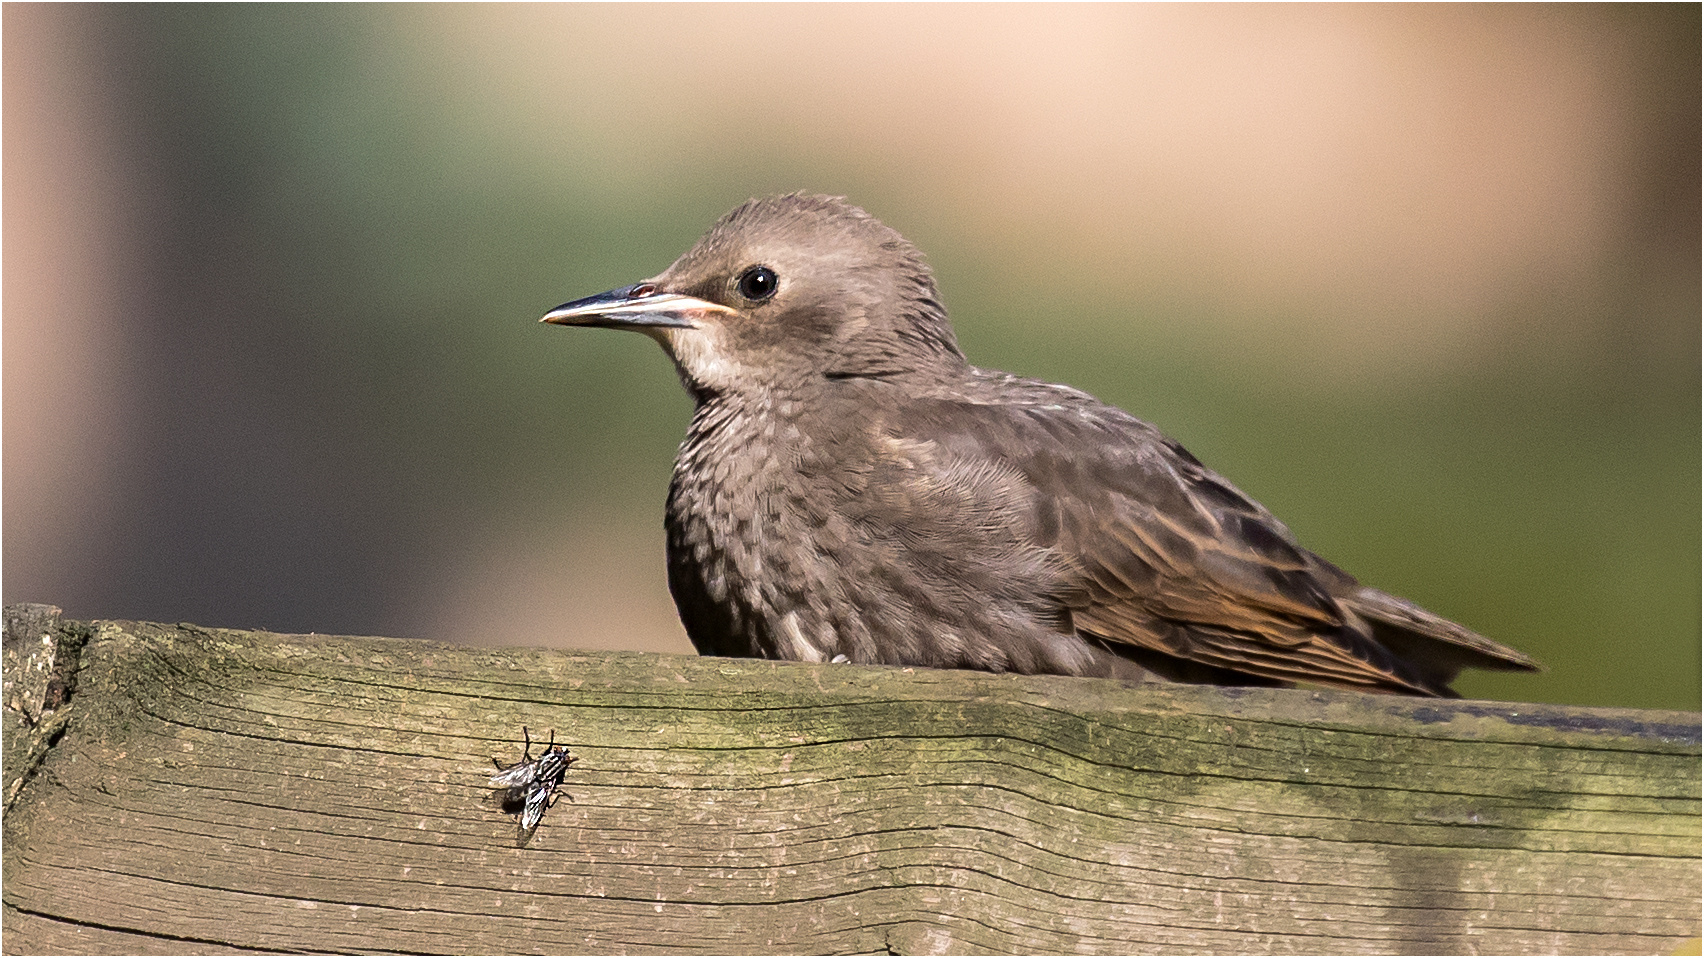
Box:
left=519, top=782, right=555, bottom=832
left=489, top=760, right=538, bottom=789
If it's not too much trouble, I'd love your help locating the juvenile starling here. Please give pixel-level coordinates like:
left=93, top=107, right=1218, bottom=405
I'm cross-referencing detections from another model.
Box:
left=542, top=194, right=1539, bottom=696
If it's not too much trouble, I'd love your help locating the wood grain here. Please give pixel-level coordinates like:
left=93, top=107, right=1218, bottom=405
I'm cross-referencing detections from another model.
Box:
left=2, top=611, right=1697, bottom=955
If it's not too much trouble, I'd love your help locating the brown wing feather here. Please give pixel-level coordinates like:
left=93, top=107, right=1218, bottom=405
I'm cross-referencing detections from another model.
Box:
left=894, top=385, right=1535, bottom=695
left=1059, top=441, right=1455, bottom=694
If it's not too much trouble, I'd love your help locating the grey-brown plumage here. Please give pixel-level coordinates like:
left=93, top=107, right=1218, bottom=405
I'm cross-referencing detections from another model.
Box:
left=543, top=193, right=1539, bottom=696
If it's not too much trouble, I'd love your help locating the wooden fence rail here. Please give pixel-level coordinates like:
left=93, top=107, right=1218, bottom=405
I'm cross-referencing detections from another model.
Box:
left=2, top=604, right=1698, bottom=955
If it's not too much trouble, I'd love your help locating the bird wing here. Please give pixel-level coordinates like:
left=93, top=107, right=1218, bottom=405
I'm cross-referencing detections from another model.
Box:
left=876, top=386, right=1515, bottom=694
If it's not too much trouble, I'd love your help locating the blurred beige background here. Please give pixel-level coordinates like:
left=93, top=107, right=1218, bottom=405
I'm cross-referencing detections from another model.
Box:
left=5, top=5, right=1697, bottom=708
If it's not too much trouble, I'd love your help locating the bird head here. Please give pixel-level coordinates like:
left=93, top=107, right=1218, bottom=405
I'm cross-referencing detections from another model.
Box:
left=542, top=194, right=966, bottom=399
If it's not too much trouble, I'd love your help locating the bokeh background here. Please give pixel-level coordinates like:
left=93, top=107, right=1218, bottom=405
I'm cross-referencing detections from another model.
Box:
left=6, top=5, right=1697, bottom=710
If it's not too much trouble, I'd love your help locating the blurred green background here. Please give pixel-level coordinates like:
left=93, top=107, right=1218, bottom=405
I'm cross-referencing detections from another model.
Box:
left=5, top=5, right=1697, bottom=709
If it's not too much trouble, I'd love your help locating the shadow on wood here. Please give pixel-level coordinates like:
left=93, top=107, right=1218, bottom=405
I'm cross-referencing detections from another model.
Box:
left=2, top=605, right=1699, bottom=955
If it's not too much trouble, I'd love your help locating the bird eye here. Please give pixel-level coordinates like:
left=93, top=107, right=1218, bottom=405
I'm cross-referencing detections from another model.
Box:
left=737, top=265, right=778, bottom=302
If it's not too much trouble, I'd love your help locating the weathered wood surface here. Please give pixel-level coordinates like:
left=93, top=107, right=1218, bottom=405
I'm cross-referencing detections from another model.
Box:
left=2, top=606, right=1698, bottom=956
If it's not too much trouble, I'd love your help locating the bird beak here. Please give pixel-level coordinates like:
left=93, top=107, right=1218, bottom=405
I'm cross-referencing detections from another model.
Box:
left=540, top=284, right=737, bottom=329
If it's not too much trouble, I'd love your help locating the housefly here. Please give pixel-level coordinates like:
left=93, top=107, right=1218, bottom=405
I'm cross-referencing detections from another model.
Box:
left=489, top=726, right=577, bottom=846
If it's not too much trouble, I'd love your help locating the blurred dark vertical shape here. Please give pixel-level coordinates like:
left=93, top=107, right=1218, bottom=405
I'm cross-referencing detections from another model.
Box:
left=60, top=7, right=421, bottom=634
left=1608, top=5, right=1700, bottom=370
